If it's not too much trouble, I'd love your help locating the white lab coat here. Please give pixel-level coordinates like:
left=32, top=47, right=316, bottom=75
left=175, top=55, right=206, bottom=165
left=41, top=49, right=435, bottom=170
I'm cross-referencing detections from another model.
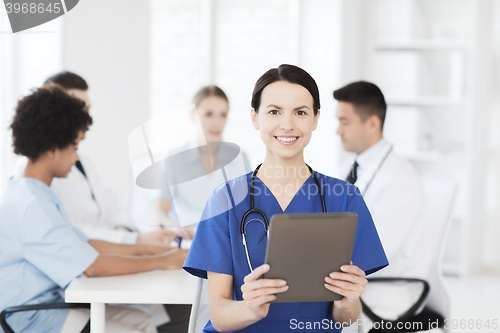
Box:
left=12, top=151, right=139, bottom=244
left=341, top=139, right=430, bottom=323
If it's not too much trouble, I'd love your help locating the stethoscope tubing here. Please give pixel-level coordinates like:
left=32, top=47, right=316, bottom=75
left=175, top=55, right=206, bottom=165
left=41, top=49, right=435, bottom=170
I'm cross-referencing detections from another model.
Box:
left=240, top=163, right=326, bottom=271
left=361, top=145, right=393, bottom=195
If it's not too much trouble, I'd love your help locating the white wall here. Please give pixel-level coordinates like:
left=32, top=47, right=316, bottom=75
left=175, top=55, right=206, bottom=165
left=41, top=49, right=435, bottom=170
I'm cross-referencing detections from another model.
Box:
left=150, top=0, right=344, bottom=177
left=341, top=0, right=500, bottom=274
left=62, top=0, right=150, bottom=199
left=479, top=0, right=500, bottom=272
left=299, top=0, right=344, bottom=176
left=60, top=0, right=344, bottom=212
left=0, top=16, right=62, bottom=183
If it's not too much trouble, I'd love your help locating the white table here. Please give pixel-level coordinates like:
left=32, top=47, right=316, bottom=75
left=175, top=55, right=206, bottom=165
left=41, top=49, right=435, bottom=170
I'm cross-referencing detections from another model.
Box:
left=65, top=269, right=197, bottom=333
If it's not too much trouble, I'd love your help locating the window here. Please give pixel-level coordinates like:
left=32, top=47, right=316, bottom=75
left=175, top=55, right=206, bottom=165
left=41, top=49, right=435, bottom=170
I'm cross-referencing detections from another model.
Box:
left=0, top=12, right=62, bottom=185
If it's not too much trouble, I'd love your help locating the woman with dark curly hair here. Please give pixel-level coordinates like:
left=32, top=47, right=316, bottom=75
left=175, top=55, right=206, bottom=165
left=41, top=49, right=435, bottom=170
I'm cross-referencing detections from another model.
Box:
left=0, top=86, right=187, bottom=333
left=10, top=85, right=93, bottom=178
left=10, top=71, right=178, bottom=246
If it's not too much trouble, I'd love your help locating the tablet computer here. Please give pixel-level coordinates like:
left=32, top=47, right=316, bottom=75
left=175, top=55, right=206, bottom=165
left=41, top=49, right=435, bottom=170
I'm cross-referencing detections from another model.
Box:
left=263, top=212, right=358, bottom=303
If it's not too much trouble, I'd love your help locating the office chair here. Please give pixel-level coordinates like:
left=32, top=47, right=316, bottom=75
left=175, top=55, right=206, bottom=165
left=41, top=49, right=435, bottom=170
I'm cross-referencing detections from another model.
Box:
left=0, top=303, right=90, bottom=333
left=360, top=175, right=458, bottom=333
left=419, top=175, right=457, bottom=329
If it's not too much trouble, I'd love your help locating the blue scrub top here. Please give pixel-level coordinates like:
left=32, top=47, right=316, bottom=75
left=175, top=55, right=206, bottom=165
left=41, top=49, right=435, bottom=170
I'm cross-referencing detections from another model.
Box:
left=0, top=178, right=99, bottom=333
left=184, top=172, right=389, bottom=333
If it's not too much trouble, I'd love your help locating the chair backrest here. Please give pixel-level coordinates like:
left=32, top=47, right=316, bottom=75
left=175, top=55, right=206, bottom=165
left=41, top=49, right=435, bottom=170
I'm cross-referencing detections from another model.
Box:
left=188, top=277, right=210, bottom=333
left=419, top=174, right=458, bottom=324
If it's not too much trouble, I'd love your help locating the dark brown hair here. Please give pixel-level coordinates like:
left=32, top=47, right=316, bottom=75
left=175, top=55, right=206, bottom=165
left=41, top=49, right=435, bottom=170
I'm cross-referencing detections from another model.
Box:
left=11, top=86, right=92, bottom=161
left=333, top=81, right=387, bottom=129
left=193, top=85, right=229, bottom=108
left=251, top=64, right=320, bottom=115
left=44, top=71, right=88, bottom=91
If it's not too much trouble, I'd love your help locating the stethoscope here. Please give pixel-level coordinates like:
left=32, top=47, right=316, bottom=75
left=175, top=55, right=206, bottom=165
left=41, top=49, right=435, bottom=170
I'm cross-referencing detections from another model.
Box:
left=358, top=144, right=393, bottom=195
left=240, top=163, right=327, bottom=272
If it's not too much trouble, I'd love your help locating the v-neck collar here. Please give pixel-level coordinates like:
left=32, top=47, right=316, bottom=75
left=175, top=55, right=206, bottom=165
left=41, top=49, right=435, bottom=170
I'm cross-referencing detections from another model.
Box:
left=254, top=175, right=314, bottom=213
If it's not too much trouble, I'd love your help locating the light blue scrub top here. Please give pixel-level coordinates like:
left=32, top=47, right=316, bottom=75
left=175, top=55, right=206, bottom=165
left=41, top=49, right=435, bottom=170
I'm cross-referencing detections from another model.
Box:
left=0, top=177, right=99, bottom=333
left=184, top=172, right=389, bottom=333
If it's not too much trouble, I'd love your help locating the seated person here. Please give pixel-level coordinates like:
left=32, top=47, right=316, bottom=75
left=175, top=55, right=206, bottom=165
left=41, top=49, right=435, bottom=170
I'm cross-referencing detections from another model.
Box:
left=0, top=86, right=187, bottom=333
left=152, top=86, right=251, bottom=332
left=13, top=71, right=175, bottom=245
left=333, top=81, right=430, bottom=329
left=153, top=85, right=251, bottom=239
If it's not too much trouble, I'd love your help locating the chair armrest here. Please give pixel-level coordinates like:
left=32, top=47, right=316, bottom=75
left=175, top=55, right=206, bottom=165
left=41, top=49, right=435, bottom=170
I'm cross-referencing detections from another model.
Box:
left=0, top=303, right=90, bottom=333
left=360, top=278, right=430, bottom=324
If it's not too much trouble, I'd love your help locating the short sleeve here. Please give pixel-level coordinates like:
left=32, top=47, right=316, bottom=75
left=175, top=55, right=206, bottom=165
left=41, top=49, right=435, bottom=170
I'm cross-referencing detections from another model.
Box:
left=346, top=188, right=389, bottom=276
left=183, top=186, right=233, bottom=279
left=22, top=199, right=99, bottom=288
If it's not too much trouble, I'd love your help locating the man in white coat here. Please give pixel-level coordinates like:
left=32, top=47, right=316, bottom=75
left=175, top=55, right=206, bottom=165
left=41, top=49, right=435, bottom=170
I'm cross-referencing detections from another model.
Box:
left=333, top=81, right=432, bottom=332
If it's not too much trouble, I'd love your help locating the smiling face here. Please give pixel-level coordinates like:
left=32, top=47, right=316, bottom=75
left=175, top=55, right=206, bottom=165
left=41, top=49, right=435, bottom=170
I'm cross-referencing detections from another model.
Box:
left=251, top=81, right=319, bottom=161
left=193, top=95, right=229, bottom=143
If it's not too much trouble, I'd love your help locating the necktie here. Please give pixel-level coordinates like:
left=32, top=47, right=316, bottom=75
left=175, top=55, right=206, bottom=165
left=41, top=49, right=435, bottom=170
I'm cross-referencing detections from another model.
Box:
left=75, top=160, right=96, bottom=202
left=75, top=160, right=87, bottom=178
left=346, top=161, right=359, bottom=184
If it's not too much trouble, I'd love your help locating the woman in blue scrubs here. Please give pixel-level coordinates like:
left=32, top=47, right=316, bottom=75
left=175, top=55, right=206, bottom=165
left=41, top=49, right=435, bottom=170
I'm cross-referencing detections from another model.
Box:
left=183, top=64, right=388, bottom=332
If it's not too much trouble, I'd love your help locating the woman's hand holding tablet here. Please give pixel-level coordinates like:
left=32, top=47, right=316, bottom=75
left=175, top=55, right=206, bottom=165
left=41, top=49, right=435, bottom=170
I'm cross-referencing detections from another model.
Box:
left=325, top=261, right=368, bottom=321
left=241, top=264, right=288, bottom=320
